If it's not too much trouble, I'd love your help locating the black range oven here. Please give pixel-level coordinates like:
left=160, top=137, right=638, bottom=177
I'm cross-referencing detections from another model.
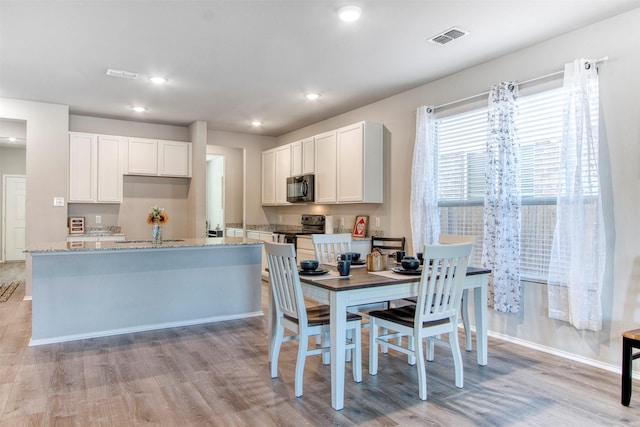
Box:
left=273, top=214, right=325, bottom=249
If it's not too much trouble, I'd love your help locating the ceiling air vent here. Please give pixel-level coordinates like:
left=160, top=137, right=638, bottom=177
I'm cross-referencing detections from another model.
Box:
left=106, top=68, right=138, bottom=79
left=428, top=26, right=469, bottom=45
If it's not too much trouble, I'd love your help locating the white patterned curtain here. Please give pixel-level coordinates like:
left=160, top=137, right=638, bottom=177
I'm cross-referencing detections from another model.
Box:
left=482, top=82, right=522, bottom=313
left=547, top=59, right=604, bottom=331
left=410, top=106, right=439, bottom=255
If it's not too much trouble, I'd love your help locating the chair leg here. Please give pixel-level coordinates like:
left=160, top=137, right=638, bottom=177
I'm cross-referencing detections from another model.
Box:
left=369, top=320, right=379, bottom=375
left=352, top=323, right=362, bottom=383
left=295, top=335, right=309, bottom=397
left=407, top=336, right=416, bottom=366
left=270, top=325, right=284, bottom=378
left=426, top=338, right=435, bottom=362
left=415, top=333, right=427, bottom=400
left=450, top=328, right=464, bottom=389
left=461, top=289, right=472, bottom=351
left=622, top=337, right=633, bottom=406
left=323, top=331, right=330, bottom=365
left=380, top=327, right=389, bottom=353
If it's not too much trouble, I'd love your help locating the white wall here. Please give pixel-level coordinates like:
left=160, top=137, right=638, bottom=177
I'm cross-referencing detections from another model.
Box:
left=206, top=145, right=243, bottom=226
left=276, top=9, right=640, bottom=369
left=0, top=145, right=26, bottom=253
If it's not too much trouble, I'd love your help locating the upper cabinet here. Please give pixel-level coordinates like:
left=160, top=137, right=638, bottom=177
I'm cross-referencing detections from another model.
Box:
left=275, top=145, right=292, bottom=205
left=261, top=148, right=276, bottom=205
left=291, top=137, right=315, bottom=176
left=260, top=121, right=382, bottom=206
left=336, top=121, right=383, bottom=203
left=69, top=132, right=124, bottom=204
left=126, top=137, right=192, bottom=177
left=314, top=130, right=338, bottom=203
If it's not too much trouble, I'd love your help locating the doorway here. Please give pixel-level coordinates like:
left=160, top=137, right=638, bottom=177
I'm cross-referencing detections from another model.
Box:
left=2, top=175, right=26, bottom=261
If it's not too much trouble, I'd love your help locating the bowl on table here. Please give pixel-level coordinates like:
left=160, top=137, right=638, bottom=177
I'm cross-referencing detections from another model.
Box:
left=300, top=260, right=319, bottom=271
left=343, top=252, right=361, bottom=261
left=401, top=257, right=421, bottom=271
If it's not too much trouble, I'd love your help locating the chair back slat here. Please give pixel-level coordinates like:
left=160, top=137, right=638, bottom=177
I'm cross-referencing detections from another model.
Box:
left=312, top=233, right=352, bottom=264
left=415, top=243, right=472, bottom=326
left=265, top=242, right=307, bottom=325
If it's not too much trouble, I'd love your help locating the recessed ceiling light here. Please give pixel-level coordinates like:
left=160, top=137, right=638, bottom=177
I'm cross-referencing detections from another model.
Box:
left=149, top=76, right=168, bottom=84
left=131, top=106, right=147, bottom=112
left=251, top=121, right=263, bottom=127
left=305, top=93, right=320, bottom=101
left=338, top=5, right=362, bottom=22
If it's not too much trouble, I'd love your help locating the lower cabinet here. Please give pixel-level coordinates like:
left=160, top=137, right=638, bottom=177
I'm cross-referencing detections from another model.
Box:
left=246, top=231, right=274, bottom=276
left=67, top=234, right=126, bottom=243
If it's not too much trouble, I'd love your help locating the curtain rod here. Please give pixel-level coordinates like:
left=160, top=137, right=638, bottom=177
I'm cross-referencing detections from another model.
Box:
left=431, top=57, right=608, bottom=112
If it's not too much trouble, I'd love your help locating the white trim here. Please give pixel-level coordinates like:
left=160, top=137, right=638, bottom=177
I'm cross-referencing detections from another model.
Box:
left=29, top=310, right=264, bottom=347
left=486, top=329, right=640, bottom=380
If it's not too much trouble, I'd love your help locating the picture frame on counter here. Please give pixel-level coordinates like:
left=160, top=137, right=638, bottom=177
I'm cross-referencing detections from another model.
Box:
left=352, top=215, right=368, bottom=238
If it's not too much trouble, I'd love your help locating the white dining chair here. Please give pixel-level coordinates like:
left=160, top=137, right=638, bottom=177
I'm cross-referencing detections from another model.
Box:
left=311, top=233, right=352, bottom=264
left=438, top=234, right=477, bottom=352
left=265, top=241, right=362, bottom=397
left=368, top=243, right=472, bottom=400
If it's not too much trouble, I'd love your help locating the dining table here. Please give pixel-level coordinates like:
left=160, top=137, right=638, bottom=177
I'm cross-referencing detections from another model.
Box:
left=267, top=260, right=491, bottom=411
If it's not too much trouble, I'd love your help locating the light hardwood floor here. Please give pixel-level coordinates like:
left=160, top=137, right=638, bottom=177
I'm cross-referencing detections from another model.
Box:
left=0, top=261, right=639, bottom=426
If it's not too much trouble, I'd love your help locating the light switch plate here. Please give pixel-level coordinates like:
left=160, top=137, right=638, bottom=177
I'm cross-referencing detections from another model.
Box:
left=53, top=197, right=65, bottom=207
left=375, top=217, right=381, bottom=227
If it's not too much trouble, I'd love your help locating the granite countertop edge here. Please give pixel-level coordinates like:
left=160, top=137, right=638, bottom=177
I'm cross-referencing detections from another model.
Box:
left=26, top=237, right=263, bottom=254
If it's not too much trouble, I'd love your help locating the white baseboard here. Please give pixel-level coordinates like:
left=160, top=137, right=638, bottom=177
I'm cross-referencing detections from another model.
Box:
left=486, top=329, right=640, bottom=381
left=29, top=310, right=264, bottom=347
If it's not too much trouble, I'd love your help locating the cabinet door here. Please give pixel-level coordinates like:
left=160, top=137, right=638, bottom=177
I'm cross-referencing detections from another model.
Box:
left=337, top=123, right=364, bottom=202
left=97, top=135, right=122, bottom=203
left=275, top=145, right=292, bottom=204
left=302, top=137, right=315, bottom=174
left=159, top=140, right=191, bottom=177
left=261, top=149, right=276, bottom=205
left=69, top=133, right=97, bottom=203
left=291, top=141, right=303, bottom=176
left=127, top=138, right=158, bottom=175
left=314, top=131, right=337, bottom=203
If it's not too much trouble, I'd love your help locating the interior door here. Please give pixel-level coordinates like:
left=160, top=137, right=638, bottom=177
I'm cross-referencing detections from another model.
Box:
left=3, top=175, right=26, bottom=261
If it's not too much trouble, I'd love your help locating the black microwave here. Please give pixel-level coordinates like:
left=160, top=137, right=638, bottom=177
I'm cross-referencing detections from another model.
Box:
left=287, top=174, right=314, bottom=203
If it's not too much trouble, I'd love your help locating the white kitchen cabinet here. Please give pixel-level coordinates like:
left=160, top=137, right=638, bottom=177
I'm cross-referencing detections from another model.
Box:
left=261, top=148, right=276, bottom=205
left=302, top=137, right=315, bottom=174
left=246, top=231, right=274, bottom=274
left=336, top=121, right=383, bottom=203
left=69, top=132, right=123, bottom=203
left=127, top=138, right=192, bottom=177
left=275, top=145, right=292, bottom=205
left=314, top=130, right=338, bottom=203
left=291, top=137, right=315, bottom=176
left=226, top=228, right=244, bottom=237
left=291, top=140, right=303, bottom=176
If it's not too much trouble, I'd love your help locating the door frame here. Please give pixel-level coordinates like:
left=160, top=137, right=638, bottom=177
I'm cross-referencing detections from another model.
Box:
left=2, top=174, right=26, bottom=263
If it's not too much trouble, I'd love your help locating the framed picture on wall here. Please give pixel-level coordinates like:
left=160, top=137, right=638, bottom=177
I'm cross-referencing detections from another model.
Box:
left=352, top=215, right=369, bottom=238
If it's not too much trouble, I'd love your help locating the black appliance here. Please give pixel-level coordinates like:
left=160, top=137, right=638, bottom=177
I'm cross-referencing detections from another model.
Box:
left=273, top=214, right=325, bottom=248
left=286, top=174, right=314, bottom=203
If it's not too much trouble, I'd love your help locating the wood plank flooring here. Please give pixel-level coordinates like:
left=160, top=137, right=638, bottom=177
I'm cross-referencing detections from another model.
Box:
left=0, top=261, right=639, bottom=426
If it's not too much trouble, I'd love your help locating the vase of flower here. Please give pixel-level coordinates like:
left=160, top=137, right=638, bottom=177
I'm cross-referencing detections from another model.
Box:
left=152, top=223, right=162, bottom=244
left=147, top=205, right=169, bottom=244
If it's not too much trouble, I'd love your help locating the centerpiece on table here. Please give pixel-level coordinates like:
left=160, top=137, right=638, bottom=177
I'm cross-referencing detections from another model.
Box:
left=147, top=205, right=169, bottom=244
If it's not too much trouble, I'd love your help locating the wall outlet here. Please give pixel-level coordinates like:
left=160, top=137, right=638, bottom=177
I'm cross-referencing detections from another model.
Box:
left=340, top=217, right=345, bottom=226
left=375, top=217, right=381, bottom=228
left=278, top=215, right=283, bottom=223
left=96, top=215, right=101, bottom=224
left=53, top=197, right=64, bottom=207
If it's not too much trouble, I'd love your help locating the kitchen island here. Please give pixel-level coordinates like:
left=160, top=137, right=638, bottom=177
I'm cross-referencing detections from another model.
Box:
left=26, top=237, right=263, bottom=346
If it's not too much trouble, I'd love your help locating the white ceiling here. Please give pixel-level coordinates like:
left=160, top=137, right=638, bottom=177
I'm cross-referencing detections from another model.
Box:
left=1, top=1, right=638, bottom=137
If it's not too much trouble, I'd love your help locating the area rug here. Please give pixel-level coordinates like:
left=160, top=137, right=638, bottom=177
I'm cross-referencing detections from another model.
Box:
left=0, top=281, right=22, bottom=302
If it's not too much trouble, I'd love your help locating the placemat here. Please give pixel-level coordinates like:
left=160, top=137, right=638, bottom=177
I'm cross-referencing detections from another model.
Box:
left=309, top=271, right=352, bottom=281
left=368, top=270, right=402, bottom=280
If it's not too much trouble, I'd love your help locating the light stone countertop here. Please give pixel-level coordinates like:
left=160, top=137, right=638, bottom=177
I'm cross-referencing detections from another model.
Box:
left=26, top=237, right=263, bottom=254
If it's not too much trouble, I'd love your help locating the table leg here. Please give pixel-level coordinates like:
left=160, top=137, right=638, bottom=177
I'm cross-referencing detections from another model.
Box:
left=474, top=277, right=488, bottom=366
left=330, top=291, right=347, bottom=410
